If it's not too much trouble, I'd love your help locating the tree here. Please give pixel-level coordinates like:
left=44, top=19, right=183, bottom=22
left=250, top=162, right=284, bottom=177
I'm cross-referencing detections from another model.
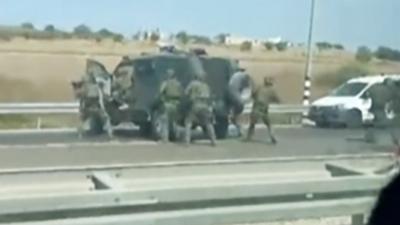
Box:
left=113, top=34, right=124, bottom=42
left=316, top=42, right=333, bottom=51
left=215, top=33, right=227, bottom=44
left=132, top=31, right=141, bottom=40
left=97, top=28, right=114, bottom=38
left=374, top=46, right=400, bottom=62
left=176, top=31, right=189, bottom=44
left=333, top=43, right=344, bottom=50
left=355, top=46, right=373, bottom=63
left=73, top=24, right=92, bottom=37
left=275, top=42, right=288, bottom=52
left=21, top=22, right=35, bottom=30
left=240, top=41, right=252, bottom=51
left=44, top=25, right=56, bottom=32
left=264, top=42, right=274, bottom=50
left=150, top=32, right=160, bottom=42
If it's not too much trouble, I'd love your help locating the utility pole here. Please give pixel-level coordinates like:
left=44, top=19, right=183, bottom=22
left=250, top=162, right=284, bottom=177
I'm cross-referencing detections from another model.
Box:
left=302, top=0, right=316, bottom=120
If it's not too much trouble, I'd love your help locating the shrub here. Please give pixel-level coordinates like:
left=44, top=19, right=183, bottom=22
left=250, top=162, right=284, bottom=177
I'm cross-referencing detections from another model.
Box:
left=73, top=24, right=92, bottom=38
left=44, top=25, right=56, bottom=32
left=264, top=42, right=274, bottom=50
left=21, top=22, right=35, bottom=30
left=275, top=42, right=288, bottom=51
left=240, top=41, right=252, bottom=51
left=374, top=46, right=400, bottom=62
left=113, top=34, right=124, bottom=42
left=149, top=33, right=160, bottom=42
left=333, top=43, right=344, bottom=50
left=176, top=31, right=189, bottom=44
left=316, top=42, right=332, bottom=51
left=355, top=46, right=373, bottom=63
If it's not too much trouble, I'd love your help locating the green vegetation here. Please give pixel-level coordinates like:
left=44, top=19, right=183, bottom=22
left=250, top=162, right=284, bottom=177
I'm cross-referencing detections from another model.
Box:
left=275, top=42, right=288, bottom=52
left=315, top=63, right=370, bottom=88
left=176, top=31, right=189, bottom=45
left=0, top=23, right=125, bottom=42
left=355, top=46, right=373, bottom=63
left=43, top=24, right=56, bottom=32
left=316, top=42, right=345, bottom=51
left=214, top=33, right=228, bottom=44
left=240, top=41, right=252, bottom=51
left=374, top=46, right=400, bottom=62
left=21, top=22, right=35, bottom=30
left=264, top=42, right=274, bottom=50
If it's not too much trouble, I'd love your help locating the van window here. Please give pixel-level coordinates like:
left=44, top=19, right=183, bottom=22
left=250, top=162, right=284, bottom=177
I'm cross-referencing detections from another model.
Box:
left=330, top=82, right=368, bottom=97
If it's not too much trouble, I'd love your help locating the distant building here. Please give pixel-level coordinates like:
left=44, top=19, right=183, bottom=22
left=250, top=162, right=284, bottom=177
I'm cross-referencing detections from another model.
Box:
left=224, top=34, right=285, bottom=46
left=136, top=28, right=169, bottom=41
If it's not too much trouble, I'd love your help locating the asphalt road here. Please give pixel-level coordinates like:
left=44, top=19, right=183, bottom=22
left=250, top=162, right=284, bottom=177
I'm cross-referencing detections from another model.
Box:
left=0, top=127, right=396, bottom=170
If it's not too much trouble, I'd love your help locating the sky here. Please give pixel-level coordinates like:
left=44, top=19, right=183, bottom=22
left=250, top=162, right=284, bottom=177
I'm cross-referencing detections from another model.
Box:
left=0, top=0, right=399, bottom=49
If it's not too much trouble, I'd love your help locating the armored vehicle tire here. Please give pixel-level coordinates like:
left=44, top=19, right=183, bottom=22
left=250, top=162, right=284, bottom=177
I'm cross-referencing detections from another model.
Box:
left=214, top=116, right=229, bottom=139
left=139, top=122, right=152, bottom=137
left=315, top=121, right=330, bottom=128
left=87, top=115, right=104, bottom=135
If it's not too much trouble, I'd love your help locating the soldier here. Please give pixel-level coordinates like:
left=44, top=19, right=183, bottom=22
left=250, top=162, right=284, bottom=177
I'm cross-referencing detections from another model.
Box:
left=229, top=67, right=252, bottom=136
left=245, top=76, right=280, bottom=144
left=184, top=74, right=216, bottom=146
left=75, top=59, right=114, bottom=138
left=158, top=69, right=183, bottom=142
left=364, top=78, right=395, bottom=143
left=112, top=64, right=135, bottom=110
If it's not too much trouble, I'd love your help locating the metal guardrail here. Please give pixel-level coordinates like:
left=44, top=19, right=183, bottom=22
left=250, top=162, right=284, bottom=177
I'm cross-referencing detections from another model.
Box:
left=0, top=102, right=308, bottom=115
left=0, top=169, right=390, bottom=225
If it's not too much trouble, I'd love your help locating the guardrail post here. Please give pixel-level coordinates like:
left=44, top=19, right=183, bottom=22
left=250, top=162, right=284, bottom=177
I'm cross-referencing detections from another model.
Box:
left=36, top=117, right=42, bottom=130
left=351, top=214, right=364, bottom=225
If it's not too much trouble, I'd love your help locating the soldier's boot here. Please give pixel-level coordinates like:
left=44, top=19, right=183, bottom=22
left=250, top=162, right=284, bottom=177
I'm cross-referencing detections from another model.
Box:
left=206, top=123, right=217, bottom=147
left=184, top=120, right=192, bottom=146
left=232, top=116, right=242, bottom=137
left=266, top=124, right=277, bottom=145
left=245, top=123, right=255, bottom=141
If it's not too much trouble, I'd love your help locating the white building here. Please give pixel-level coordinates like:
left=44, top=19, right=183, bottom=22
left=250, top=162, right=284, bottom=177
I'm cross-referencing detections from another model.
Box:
left=224, top=35, right=284, bottom=46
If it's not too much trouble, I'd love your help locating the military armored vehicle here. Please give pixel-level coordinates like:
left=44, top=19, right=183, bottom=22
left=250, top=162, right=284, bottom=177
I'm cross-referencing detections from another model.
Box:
left=73, top=51, right=250, bottom=140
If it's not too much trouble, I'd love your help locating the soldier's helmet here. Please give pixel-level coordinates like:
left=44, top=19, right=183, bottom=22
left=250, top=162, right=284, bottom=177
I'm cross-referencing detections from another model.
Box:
left=166, top=68, right=175, bottom=78
left=264, top=76, right=274, bottom=86
left=194, top=73, right=206, bottom=81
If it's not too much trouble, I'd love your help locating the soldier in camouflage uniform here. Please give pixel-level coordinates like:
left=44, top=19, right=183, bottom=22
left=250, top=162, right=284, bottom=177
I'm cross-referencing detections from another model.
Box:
left=184, top=74, right=216, bottom=146
left=158, top=69, right=183, bottom=142
left=364, top=78, right=395, bottom=143
left=112, top=64, right=135, bottom=110
left=73, top=59, right=113, bottom=138
left=245, top=76, right=280, bottom=144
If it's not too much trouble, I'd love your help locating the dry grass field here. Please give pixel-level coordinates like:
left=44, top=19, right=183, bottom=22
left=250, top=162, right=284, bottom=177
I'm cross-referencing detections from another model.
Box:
left=0, top=39, right=400, bottom=103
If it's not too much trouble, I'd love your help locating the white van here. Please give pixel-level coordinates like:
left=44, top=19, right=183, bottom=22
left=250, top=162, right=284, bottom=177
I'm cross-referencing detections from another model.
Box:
left=308, top=74, right=400, bottom=127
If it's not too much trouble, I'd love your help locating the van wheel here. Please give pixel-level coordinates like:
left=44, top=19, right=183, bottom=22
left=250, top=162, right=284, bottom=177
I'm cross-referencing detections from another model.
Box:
left=346, top=109, right=362, bottom=128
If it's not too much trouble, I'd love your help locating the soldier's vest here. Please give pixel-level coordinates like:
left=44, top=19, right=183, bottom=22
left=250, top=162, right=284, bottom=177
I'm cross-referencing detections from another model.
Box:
left=164, top=80, right=182, bottom=99
left=370, top=84, right=391, bottom=111
left=190, top=82, right=210, bottom=101
left=254, top=87, right=273, bottom=106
